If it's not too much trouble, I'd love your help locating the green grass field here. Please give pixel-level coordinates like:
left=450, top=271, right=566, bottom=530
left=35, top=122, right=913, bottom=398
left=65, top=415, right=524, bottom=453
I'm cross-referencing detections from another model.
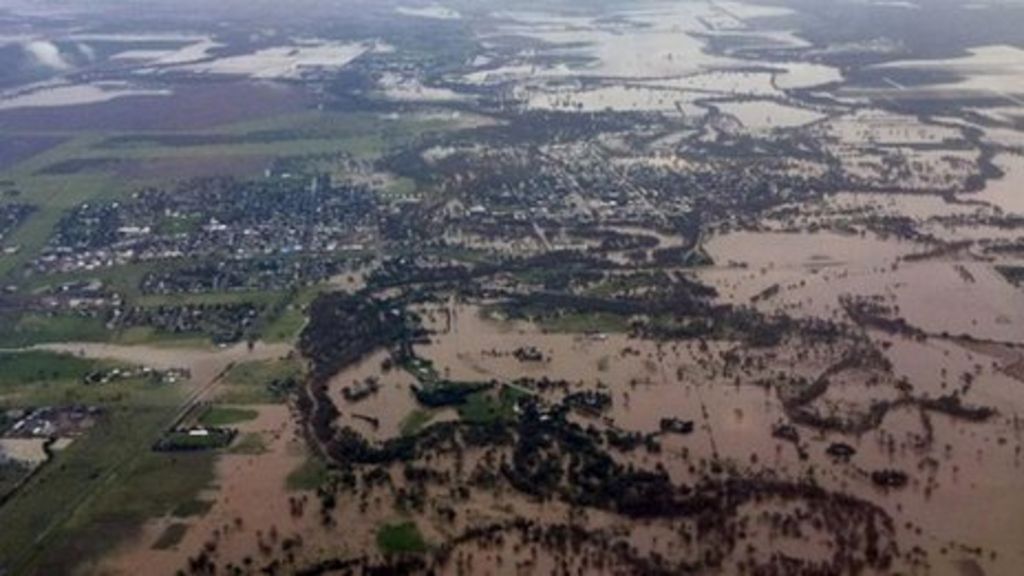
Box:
left=229, top=432, right=268, bottom=455
left=399, top=409, right=436, bottom=436
left=217, top=356, right=303, bottom=404
left=537, top=311, right=632, bottom=334
left=456, top=386, right=526, bottom=425
left=0, top=314, right=111, bottom=349
left=0, top=351, right=152, bottom=406
left=0, top=406, right=216, bottom=574
left=376, top=521, right=428, bottom=555
left=0, top=351, right=216, bottom=574
left=151, top=522, right=190, bottom=550
left=285, top=455, right=330, bottom=492
left=198, top=406, right=259, bottom=427
left=0, top=350, right=105, bottom=384
left=259, top=286, right=328, bottom=343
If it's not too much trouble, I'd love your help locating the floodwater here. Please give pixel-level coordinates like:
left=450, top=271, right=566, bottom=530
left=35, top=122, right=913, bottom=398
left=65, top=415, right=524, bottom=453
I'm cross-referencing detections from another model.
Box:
left=377, top=73, right=471, bottom=103
left=518, top=83, right=707, bottom=116
left=679, top=174, right=1024, bottom=573
left=964, top=152, right=1024, bottom=215
left=811, top=111, right=980, bottom=192
left=0, top=81, right=311, bottom=131
left=825, top=190, right=982, bottom=220
left=772, top=61, right=844, bottom=90
left=396, top=5, right=462, bottom=20
left=700, top=229, right=1024, bottom=342
left=476, top=0, right=846, bottom=131
left=803, top=110, right=981, bottom=192
left=114, top=37, right=222, bottom=67
left=327, top=348, right=458, bottom=440
left=86, top=295, right=1024, bottom=574
left=635, top=70, right=781, bottom=97
left=34, top=341, right=292, bottom=390
left=871, top=44, right=1024, bottom=104
left=473, top=2, right=844, bottom=99
left=178, top=41, right=376, bottom=80
left=816, top=109, right=965, bottom=145
left=409, top=303, right=1024, bottom=574
left=96, top=405, right=332, bottom=575
left=0, top=81, right=172, bottom=111
left=713, top=99, right=828, bottom=130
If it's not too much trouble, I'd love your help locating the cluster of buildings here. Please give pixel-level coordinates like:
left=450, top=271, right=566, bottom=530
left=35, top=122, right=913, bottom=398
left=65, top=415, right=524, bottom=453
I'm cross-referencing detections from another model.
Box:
left=1, top=406, right=101, bottom=439
left=30, top=176, right=378, bottom=276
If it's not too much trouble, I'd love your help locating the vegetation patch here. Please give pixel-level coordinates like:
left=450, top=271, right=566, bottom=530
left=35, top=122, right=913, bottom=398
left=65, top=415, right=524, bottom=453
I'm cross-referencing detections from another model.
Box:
left=198, top=406, right=259, bottom=427
left=456, top=386, right=524, bottom=425
left=151, top=522, right=189, bottom=550
left=154, top=428, right=237, bottom=452
left=0, top=351, right=104, bottom=385
left=0, top=314, right=110, bottom=348
left=218, top=358, right=302, bottom=404
left=0, top=460, right=33, bottom=501
left=286, top=456, right=330, bottom=492
left=536, top=311, right=632, bottom=334
left=376, top=521, right=428, bottom=555
left=229, top=432, right=268, bottom=455
left=399, top=409, right=435, bottom=437
left=0, top=413, right=216, bottom=574
left=412, top=380, right=492, bottom=408
left=172, top=498, right=215, bottom=519
left=997, top=265, right=1024, bottom=287
left=261, top=288, right=323, bottom=343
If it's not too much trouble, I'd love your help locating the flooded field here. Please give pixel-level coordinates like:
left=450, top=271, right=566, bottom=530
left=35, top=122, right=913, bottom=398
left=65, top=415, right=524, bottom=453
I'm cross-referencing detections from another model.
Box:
left=35, top=341, right=292, bottom=391
left=0, top=81, right=309, bottom=131
left=0, top=438, right=48, bottom=465
left=667, top=160, right=1024, bottom=574
left=714, top=99, right=828, bottom=130
left=396, top=5, right=462, bottom=20
left=9, top=289, right=1022, bottom=575
left=177, top=41, right=377, bottom=80
left=327, top=349, right=458, bottom=440
left=867, top=45, right=1024, bottom=104
left=0, top=81, right=172, bottom=111
left=291, top=299, right=1024, bottom=575
left=700, top=225, right=1024, bottom=342
left=468, top=0, right=845, bottom=122
left=377, top=73, right=471, bottom=103
left=96, top=405, right=325, bottom=575
left=517, top=83, right=708, bottom=116
left=963, top=153, right=1024, bottom=215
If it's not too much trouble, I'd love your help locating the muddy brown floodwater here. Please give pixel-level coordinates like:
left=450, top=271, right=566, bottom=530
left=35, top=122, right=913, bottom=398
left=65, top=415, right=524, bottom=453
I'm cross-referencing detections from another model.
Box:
left=683, top=166, right=1024, bottom=574
left=35, top=341, right=293, bottom=390
left=72, top=188, right=1024, bottom=576
left=417, top=305, right=1024, bottom=575
left=95, top=405, right=327, bottom=575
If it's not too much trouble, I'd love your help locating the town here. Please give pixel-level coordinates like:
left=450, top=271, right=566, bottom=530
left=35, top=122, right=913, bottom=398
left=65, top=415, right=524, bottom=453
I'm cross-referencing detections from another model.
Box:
left=0, top=0, right=1022, bottom=575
